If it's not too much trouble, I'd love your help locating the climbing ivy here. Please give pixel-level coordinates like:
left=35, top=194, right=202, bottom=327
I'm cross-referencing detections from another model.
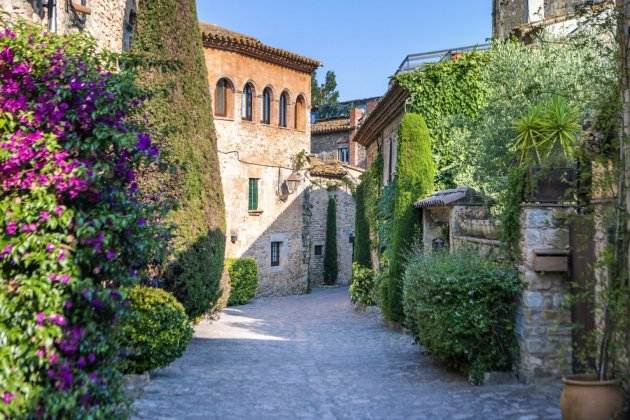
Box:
left=384, top=113, right=435, bottom=322
left=132, top=0, right=226, bottom=319
left=395, top=51, right=487, bottom=189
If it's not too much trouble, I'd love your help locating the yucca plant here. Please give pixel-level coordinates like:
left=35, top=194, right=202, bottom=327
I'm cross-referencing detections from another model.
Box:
left=512, top=96, right=580, bottom=166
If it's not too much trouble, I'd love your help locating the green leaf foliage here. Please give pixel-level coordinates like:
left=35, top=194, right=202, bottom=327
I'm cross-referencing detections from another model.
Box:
left=132, top=0, right=226, bottom=319
left=120, top=286, right=193, bottom=374
left=323, top=196, right=338, bottom=285
left=226, top=258, right=258, bottom=306
left=353, top=180, right=372, bottom=268
left=395, top=52, right=487, bottom=189
left=384, top=113, right=435, bottom=322
left=349, top=263, right=376, bottom=306
left=403, top=251, right=523, bottom=384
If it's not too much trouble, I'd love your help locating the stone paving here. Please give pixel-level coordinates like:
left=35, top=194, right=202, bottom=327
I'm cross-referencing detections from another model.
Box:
left=132, top=287, right=561, bottom=420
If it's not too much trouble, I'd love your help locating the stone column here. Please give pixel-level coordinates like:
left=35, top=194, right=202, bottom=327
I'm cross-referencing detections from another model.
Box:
left=517, top=204, right=573, bottom=382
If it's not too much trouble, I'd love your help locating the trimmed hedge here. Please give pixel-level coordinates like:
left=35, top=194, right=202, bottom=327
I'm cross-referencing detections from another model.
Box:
left=226, top=258, right=258, bottom=306
left=353, top=180, right=372, bottom=268
left=403, top=251, right=522, bottom=384
left=133, top=0, right=226, bottom=319
left=350, top=263, right=376, bottom=306
left=323, top=196, right=338, bottom=285
left=384, top=113, right=435, bottom=322
left=121, top=286, right=193, bottom=374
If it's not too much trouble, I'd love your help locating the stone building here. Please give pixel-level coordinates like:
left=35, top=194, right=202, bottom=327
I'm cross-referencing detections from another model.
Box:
left=202, top=24, right=360, bottom=296
left=1, top=0, right=136, bottom=52
left=311, top=97, right=380, bottom=168
left=492, top=0, right=612, bottom=40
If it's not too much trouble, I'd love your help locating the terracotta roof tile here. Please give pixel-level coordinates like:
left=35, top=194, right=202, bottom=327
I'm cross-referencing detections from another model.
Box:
left=312, top=118, right=352, bottom=134
left=200, top=23, right=320, bottom=73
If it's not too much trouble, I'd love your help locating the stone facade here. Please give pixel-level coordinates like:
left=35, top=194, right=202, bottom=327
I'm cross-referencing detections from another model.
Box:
left=311, top=98, right=380, bottom=169
left=1, top=0, right=136, bottom=52
left=306, top=176, right=360, bottom=287
left=492, top=0, right=611, bottom=39
left=516, top=205, right=573, bottom=382
left=203, top=24, right=358, bottom=297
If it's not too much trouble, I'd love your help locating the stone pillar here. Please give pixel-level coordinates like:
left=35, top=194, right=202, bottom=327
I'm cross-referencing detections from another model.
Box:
left=517, top=204, right=573, bottom=382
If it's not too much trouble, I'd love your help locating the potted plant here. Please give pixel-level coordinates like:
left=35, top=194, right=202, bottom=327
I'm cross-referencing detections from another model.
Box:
left=512, top=96, right=580, bottom=203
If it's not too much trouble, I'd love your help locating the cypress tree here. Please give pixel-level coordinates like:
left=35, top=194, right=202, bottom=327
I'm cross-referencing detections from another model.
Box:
left=354, top=179, right=372, bottom=268
left=323, top=196, right=338, bottom=285
left=132, top=0, right=226, bottom=319
left=385, top=113, right=435, bottom=322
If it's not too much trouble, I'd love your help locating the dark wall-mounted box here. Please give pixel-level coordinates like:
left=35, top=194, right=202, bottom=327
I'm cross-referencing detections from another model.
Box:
left=533, top=249, right=569, bottom=272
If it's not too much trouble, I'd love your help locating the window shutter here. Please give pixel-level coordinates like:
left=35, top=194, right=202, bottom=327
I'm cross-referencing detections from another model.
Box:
left=248, top=179, right=258, bottom=210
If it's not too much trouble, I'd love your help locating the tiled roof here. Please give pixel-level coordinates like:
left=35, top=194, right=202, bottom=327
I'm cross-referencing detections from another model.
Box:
left=312, top=118, right=352, bottom=135
left=414, top=187, right=489, bottom=208
left=307, top=156, right=348, bottom=179
left=353, top=82, right=409, bottom=147
left=200, top=23, right=320, bottom=73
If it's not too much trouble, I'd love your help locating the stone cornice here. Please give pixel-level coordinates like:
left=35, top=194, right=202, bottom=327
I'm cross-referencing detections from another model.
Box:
left=201, top=23, right=320, bottom=74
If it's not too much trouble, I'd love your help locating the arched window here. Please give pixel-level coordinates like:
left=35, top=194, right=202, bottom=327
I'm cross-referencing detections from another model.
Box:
left=214, top=78, right=234, bottom=118
left=242, top=82, right=254, bottom=121
left=262, top=87, right=272, bottom=124
left=279, top=92, right=289, bottom=128
left=295, top=95, right=306, bottom=131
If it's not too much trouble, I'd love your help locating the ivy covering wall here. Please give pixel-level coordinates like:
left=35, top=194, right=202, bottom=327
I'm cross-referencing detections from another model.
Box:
left=132, top=0, right=226, bottom=319
left=384, top=113, right=435, bottom=322
left=395, top=52, right=487, bottom=190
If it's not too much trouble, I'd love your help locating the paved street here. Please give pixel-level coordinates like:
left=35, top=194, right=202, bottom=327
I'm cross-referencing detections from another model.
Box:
left=133, top=287, right=561, bottom=419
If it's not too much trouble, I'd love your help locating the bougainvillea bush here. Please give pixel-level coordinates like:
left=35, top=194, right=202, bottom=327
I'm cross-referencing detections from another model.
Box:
left=0, top=22, right=169, bottom=417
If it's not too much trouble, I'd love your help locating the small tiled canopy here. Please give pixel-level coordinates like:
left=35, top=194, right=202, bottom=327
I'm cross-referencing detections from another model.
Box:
left=414, top=187, right=490, bottom=209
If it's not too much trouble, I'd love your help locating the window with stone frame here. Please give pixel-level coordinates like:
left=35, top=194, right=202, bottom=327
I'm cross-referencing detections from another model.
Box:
left=215, top=78, right=234, bottom=118
left=279, top=91, right=289, bottom=127
left=271, top=241, right=282, bottom=266
left=242, top=83, right=254, bottom=121
left=248, top=178, right=259, bottom=211
left=262, top=87, right=272, bottom=124
left=314, top=245, right=323, bottom=256
left=295, top=95, right=306, bottom=131
left=338, top=147, right=349, bottom=163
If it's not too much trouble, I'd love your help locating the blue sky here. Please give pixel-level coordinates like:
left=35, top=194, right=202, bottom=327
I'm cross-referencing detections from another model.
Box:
left=197, top=1, right=492, bottom=101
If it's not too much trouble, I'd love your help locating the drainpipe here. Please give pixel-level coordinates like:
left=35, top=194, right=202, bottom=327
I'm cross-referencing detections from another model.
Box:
left=47, top=0, right=57, bottom=33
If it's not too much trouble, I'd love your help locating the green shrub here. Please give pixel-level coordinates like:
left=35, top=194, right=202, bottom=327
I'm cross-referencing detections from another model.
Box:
left=403, top=251, right=522, bottom=384
left=350, top=263, right=376, bottom=306
left=323, top=196, right=338, bottom=285
left=353, top=180, right=372, bottom=268
left=121, top=287, right=193, bottom=374
left=226, top=258, right=258, bottom=306
left=385, top=113, right=435, bottom=322
left=133, top=0, right=226, bottom=319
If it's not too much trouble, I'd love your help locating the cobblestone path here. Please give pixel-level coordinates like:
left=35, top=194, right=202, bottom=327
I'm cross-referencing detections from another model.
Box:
left=132, top=287, right=561, bottom=419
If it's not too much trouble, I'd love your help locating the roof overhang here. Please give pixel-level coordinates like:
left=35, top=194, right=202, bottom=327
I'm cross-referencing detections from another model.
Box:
left=353, top=82, right=409, bottom=147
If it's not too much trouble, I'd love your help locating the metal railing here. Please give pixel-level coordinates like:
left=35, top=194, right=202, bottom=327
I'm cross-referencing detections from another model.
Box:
left=394, top=43, right=491, bottom=75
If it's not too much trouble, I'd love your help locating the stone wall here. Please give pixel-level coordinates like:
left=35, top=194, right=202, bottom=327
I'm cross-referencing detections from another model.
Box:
left=516, top=204, right=573, bottom=382
left=450, top=206, right=502, bottom=258
left=311, top=131, right=349, bottom=161
left=492, top=0, right=606, bottom=39
left=1, top=0, right=135, bottom=52
left=307, top=179, right=357, bottom=287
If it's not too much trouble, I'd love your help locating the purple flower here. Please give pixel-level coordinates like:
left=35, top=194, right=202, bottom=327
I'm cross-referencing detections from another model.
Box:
left=48, top=352, right=59, bottom=364
left=36, top=348, right=46, bottom=358
left=46, top=243, right=55, bottom=253
left=87, top=352, right=96, bottom=364
left=2, top=392, right=14, bottom=404
left=63, top=300, right=73, bottom=311
left=35, top=312, right=46, bottom=326
left=20, top=223, right=37, bottom=233
left=105, top=249, right=117, bottom=261
left=136, top=133, right=151, bottom=151
left=0, top=245, right=12, bottom=258
left=48, top=313, right=66, bottom=327
left=137, top=218, right=146, bottom=227
left=54, top=206, right=64, bottom=216
left=57, top=251, right=65, bottom=261
left=5, top=221, right=17, bottom=236
left=77, top=356, right=87, bottom=368
left=39, top=211, right=50, bottom=221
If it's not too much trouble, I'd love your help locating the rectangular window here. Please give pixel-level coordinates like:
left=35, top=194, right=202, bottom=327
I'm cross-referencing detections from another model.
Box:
left=271, top=241, right=281, bottom=266
left=338, top=147, right=349, bottom=163
left=216, top=84, right=226, bottom=116
left=248, top=178, right=259, bottom=211
left=314, top=245, right=323, bottom=256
